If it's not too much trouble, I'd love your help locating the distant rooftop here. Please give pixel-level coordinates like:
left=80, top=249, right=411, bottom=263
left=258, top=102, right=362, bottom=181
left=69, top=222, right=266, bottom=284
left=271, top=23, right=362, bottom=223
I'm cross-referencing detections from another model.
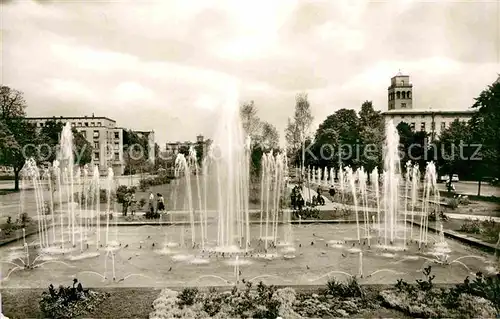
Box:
left=383, top=108, right=477, bottom=115
left=26, top=115, right=116, bottom=122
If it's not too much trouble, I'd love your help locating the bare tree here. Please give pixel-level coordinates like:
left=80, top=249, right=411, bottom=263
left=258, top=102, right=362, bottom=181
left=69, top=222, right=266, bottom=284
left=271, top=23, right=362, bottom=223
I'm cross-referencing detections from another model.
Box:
left=285, top=93, right=313, bottom=167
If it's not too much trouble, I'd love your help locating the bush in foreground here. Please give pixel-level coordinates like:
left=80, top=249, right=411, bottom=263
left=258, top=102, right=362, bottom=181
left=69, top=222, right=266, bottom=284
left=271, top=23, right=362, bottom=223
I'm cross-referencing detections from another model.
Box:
left=380, top=267, right=499, bottom=318
left=149, top=279, right=371, bottom=318
left=39, top=279, right=109, bottom=319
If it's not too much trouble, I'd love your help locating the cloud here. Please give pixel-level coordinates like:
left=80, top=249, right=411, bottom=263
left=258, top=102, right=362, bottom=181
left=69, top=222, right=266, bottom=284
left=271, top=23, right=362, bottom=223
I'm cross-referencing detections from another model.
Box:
left=2, top=0, right=498, bottom=146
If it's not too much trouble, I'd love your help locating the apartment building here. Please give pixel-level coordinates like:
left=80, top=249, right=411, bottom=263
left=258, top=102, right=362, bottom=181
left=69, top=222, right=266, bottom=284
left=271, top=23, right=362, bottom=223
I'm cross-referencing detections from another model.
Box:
left=26, top=115, right=124, bottom=175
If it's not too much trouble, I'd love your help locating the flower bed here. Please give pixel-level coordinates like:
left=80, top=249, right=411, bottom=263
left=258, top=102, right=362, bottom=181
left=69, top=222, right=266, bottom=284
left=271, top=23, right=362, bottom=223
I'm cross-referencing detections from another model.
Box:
left=149, top=279, right=374, bottom=318
left=148, top=268, right=500, bottom=319
left=39, top=279, right=109, bottom=319
left=459, top=218, right=500, bottom=244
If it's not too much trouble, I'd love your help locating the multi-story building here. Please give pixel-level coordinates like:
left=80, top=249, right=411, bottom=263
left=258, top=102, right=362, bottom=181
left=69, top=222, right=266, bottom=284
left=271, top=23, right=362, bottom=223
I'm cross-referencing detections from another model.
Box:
left=383, top=72, right=477, bottom=140
left=26, top=115, right=124, bottom=175
left=165, top=134, right=210, bottom=157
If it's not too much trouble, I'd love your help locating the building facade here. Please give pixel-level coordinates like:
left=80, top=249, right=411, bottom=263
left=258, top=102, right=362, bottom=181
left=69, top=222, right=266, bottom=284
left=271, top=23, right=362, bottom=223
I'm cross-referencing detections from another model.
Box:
left=165, top=134, right=210, bottom=158
left=27, top=115, right=125, bottom=176
left=383, top=73, right=477, bottom=140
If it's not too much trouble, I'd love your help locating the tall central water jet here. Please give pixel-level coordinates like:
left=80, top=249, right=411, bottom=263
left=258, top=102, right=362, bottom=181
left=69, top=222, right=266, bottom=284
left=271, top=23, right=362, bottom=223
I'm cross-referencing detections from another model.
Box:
left=383, top=120, right=401, bottom=245
left=58, top=123, right=76, bottom=246
left=209, top=84, right=250, bottom=252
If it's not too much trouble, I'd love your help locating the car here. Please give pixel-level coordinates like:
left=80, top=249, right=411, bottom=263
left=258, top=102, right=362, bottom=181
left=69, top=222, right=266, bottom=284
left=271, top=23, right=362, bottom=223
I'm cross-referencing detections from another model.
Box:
left=451, top=174, right=459, bottom=182
left=439, top=175, right=448, bottom=183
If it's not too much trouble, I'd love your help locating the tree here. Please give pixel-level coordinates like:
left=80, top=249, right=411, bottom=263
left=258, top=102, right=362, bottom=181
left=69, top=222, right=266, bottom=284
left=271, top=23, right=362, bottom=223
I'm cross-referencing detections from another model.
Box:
left=358, top=101, right=384, bottom=175
left=239, top=102, right=280, bottom=178
left=396, top=122, right=429, bottom=172
left=0, top=118, right=38, bottom=190
left=38, top=120, right=92, bottom=166
left=115, top=185, right=136, bottom=216
left=312, top=109, right=359, bottom=169
left=469, top=78, right=500, bottom=181
left=240, top=100, right=261, bottom=139
left=436, top=119, right=473, bottom=179
left=259, top=121, right=279, bottom=150
left=123, top=130, right=150, bottom=174
left=0, top=86, right=27, bottom=120
left=285, top=93, right=313, bottom=168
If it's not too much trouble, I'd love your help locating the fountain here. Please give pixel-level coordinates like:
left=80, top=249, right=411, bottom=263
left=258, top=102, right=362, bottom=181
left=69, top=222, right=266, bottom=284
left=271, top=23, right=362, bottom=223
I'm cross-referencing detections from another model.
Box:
left=0, top=100, right=497, bottom=292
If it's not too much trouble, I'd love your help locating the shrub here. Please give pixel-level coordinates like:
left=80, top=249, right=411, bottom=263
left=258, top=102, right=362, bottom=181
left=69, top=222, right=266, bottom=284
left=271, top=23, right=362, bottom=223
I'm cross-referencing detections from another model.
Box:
left=39, top=279, right=108, bottom=319
left=139, top=174, right=174, bottom=191
left=447, top=198, right=460, bottom=209
left=460, top=219, right=482, bottom=234
left=138, top=198, right=147, bottom=208
left=178, top=287, right=199, bottom=307
left=459, top=218, right=500, bottom=243
left=144, top=210, right=160, bottom=219
left=296, top=207, right=320, bottom=219
left=325, top=277, right=365, bottom=299
left=429, top=210, right=449, bottom=222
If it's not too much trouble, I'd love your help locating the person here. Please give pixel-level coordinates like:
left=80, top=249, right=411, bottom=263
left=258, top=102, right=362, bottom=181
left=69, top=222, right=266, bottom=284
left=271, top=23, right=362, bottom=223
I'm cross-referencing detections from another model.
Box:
left=157, top=193, right=165, bottom=213
left=316, top=186, right=325, bottom=206
left=329, top=186, right=336, bottom=198
left=291, top=187, right=297, bottom=210
left=296, top=192, right=304, bottom=211
left=130, top=193, right=137, bottom=215
left=148, top=192, right=155, bottom=214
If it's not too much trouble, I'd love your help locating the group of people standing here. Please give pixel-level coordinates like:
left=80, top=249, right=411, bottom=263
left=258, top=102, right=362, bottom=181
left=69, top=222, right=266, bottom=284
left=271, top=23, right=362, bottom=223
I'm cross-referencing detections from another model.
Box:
left=148, top=192, right=166, bottom=214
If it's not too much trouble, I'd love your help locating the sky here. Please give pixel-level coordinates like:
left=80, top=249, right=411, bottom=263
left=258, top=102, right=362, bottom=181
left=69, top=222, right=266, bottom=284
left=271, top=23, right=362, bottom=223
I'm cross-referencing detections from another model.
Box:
left=2, top=0, right=499, bottom=148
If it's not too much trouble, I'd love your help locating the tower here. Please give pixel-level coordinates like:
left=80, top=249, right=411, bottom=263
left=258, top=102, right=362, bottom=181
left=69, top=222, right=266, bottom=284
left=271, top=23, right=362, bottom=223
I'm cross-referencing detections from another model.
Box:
left=388, top=71, right=413, bottom=110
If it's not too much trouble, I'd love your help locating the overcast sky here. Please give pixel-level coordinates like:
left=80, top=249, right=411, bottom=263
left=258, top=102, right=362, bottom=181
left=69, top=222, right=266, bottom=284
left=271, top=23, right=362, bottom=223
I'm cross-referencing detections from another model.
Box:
left=2, top=0, right=499, bottom=147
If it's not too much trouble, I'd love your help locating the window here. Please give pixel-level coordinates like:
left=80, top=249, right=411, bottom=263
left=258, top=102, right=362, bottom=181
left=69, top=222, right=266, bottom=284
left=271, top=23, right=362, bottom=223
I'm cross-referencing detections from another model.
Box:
left=114, top=132, right=119, bottom=139
left=410, top=122, right=415, bottom=131
left=39, top=123, right=44, bottom=127
left=407, top=91, right=411, bottom=99
left=421, top=122, right=426, bottom=131
left=91, top=122, right=95, bottom=127
left=401, top=115, right=405, bottom=119
left=85, top=122, right=89, bottom=127
left=402, top=91, right=406, bottom=99
left=396, top=91, right=401, bottom=99
left=94, top=152, right=100, bottom=160
left=93, top=130, right=100, bottom=138
left=78, top=122, right=82, bottom=126
left=114, top=142, right=119, bottom=150
left=94, top=142, right=99, bottom=149
left=97, top=122, right=101, bottom=126
left=441, top=122, right=446, bottom=131
left=114, top=152, right=120, bottom=160
left=401, top=103, right=407, bottom=108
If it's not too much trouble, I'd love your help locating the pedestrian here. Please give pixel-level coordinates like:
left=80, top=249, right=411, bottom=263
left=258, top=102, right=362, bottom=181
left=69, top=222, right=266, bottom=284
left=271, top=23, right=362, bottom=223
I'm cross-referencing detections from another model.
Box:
left=148, top=192, right=155, bottom=214
left=157, top=193, right=165, bottom=213
left=297, top=192, right=304, bottom=211
left=329, top=186, right=336, bottom=198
